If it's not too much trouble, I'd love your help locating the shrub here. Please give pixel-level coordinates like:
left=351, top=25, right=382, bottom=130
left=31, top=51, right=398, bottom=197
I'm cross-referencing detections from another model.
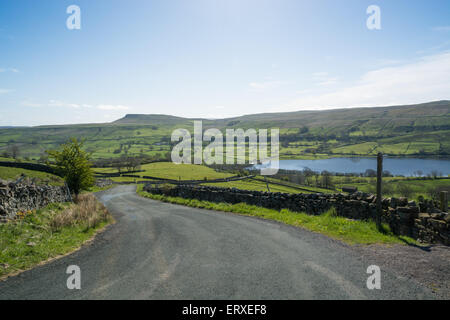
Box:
left=50, top=194, right=111, bottom=232
left=159, top=183, right=174, bottom=196
left=396, top=183, right=413, bottom=198
left=46, top=138, right=94, bottom=195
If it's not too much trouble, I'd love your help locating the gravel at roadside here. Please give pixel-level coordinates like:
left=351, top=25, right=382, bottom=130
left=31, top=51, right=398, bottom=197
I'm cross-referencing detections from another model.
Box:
left=354, top=243, right=450, bottom=299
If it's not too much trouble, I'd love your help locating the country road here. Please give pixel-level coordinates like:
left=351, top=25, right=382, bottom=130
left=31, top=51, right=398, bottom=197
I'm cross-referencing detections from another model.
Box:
left=0, top=185, right=436, bottom=299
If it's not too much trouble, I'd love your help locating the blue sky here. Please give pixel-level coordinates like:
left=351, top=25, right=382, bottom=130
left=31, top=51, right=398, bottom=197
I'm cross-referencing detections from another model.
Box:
left=0, top=0, right=449, bottom=126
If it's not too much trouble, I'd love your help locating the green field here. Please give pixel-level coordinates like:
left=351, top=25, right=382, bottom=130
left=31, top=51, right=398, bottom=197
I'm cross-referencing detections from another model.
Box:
left=335, top=176, right=450, bottom=201
left=93, top=161, right=450, bottom=199
left=0, top=101, right=449, bottom=161
left=95, top=162, right=233, bottom=180
left=94, top=162, right=325, bottom=194
left=2, top=159, right=447, bottom=201
left=202, top=179, right=311, bottom=193
left=0, top=166, right=64, bottom=186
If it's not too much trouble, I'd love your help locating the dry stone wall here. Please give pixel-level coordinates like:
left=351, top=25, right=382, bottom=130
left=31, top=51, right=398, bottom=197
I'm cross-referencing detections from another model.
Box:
left=0, top=178, right=71, bottom=222
left=0, top=161, right=61, bottom=176
left=143, top=184, right=450, bottom=245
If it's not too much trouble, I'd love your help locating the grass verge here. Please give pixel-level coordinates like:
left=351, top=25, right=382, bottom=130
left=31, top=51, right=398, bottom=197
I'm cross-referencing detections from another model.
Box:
left=0, top=166, right=64, bottom=186
left=0, top=193, right=114, bottom=279
left=137, top=185, right=416, bottom=246
left=87, top=184, right=116, bottom=193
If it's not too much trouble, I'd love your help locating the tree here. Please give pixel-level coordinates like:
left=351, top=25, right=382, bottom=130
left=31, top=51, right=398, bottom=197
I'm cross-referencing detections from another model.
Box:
left=382, top=182, right=394, bottom=195
left=113, top=160, right=124, bottom=173
left=46, top=138, right=94, bottom=195
left=131, top=158, right=142, bottom=171
left=321, top=170, right=334, bottom=189
left=397, top=184, right=413, bottom=198
left=430, top=170, right=440, bottom=179
left=414, top=170, right=423, bottom=177
left=38, top=153, right=48, bottom=164
left=382, top=170, right=392, bottom=177
left=364, top=169, right=377, bottom=177
left=7, top=144, right=20, bottom=159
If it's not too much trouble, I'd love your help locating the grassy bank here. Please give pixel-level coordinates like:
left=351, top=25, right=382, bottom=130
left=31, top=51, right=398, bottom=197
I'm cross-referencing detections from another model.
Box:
left=87, top=184, right=116, bottom=193
left=0, top=166, right=64, bottom=186
left=0, top=193, right=113, bottom=279
left=94, top=161, right=233, bottom=180
left=137, top=185, right=415, bottom=245
left=334, top=176, right=450, bottom=201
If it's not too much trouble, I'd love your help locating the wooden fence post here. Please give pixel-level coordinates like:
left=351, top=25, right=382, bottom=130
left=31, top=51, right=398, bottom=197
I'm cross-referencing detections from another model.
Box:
left=264, top=176, right=271, bottom=192
left=440, top=191, right=448, bottom=212
left=376, top=153, right=383, bottom=230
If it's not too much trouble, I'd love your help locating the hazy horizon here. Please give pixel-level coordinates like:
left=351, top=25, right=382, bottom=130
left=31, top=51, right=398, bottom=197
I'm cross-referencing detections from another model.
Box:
left=0, top=99, right=446, bottom=128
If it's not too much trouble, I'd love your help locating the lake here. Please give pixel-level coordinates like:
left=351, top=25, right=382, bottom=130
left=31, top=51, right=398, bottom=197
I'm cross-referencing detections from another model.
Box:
left=253, top=157, right=450, bottom=176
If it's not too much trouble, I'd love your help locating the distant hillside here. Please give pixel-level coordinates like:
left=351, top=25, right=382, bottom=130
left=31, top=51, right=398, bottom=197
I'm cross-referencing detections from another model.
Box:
left=211, top=100, right=450, bottom=131
left=114, top=100, right=450, bottom=133
left=114, top=114, right=191, bottom=125
left=0, top=100, right=449, bottom=160
left=0, top=126, right=28, bottom=129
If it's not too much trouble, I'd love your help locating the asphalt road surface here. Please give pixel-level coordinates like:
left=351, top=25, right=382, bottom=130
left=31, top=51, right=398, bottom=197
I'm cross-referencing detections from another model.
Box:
left=0, top=185, right=436, bottom=299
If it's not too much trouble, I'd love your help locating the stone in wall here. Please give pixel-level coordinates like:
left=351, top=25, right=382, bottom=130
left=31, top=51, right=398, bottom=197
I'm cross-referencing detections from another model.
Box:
left=0, top=178, right=71, bottom=221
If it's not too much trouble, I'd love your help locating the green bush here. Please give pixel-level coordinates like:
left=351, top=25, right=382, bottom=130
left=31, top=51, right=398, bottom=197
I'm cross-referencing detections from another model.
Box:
left=47, top=138, right=94, bottom=195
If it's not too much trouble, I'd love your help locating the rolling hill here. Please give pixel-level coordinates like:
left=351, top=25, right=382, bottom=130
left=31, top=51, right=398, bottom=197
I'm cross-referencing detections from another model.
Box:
left=0, top=100, right=449, bottom=160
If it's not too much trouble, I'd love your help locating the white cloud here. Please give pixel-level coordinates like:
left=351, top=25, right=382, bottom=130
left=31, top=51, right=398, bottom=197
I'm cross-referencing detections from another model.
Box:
left=416, top=41, right=450, bottom=55
left=312, top=72, right=338, bottom=86
left=295, top=89, right=311, bottom=95
left=97, top=104, right=130, bottom=111
left=317, top=79, right=338, bottom=86
left=0, top=68, right=19, bottom=73
left=0, top=89, right=12, bottom=94
left=432, top=26, right=450, bottom=32
left=21, top=101, right=43, bottom=107
left=312, top=72, right=328, bottom=77
left=48, top=100, right=81, bottom=108
left=286, top=52, right=450, bottom=110
left=249, top=80, right=284, bottom=90
left=373, top=59, right=405, bottom=67
left=21, top=100, right=120, bottom=110
left=22, top=100, right=74, bottom=108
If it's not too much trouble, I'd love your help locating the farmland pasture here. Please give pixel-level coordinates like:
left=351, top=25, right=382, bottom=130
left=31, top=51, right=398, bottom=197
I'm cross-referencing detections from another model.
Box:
left=0, top=166, right=64, bottom=186
left=0, top=101, right=448, bottom=161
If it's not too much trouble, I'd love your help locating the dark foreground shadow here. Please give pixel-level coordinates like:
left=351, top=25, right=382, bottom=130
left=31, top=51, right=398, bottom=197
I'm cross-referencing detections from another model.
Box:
left=378, top=225, right=433, bottom=252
